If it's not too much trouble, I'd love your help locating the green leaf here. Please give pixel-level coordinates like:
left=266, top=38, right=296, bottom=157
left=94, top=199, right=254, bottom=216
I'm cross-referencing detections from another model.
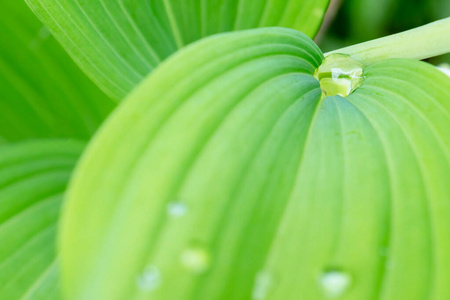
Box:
left=25, top=0, right=330, bottom=100
left=0, top=140, right=83, bottom=300
left=0, top=0, right=115, bottom=142
left=61, top=27, right=450, bottom=299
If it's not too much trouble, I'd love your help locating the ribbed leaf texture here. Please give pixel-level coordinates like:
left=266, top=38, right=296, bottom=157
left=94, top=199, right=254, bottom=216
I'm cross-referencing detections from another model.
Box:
left=61, top=28, right=450, bottom=300
left=25, top=0, right=330, bottom=100
left=0, top=140, right=83, bottom=299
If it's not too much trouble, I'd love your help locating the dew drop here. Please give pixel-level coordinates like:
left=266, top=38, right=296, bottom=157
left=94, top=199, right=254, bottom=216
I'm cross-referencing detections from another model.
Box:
left=38, top=26, right=51, bottom=40
left=180, top=246, right=210, bottom=274
left=319, top=269, right=352, bottom=298
left=167, top=202, right=188, bottom=218
left=29, top=26, right=52, bottom=50
left=252, top=271, right=273, bottom=300
left=313, top=7, right=324, bottom=17
left=137, top=265, right=161, bottom=292
left=314, top=54, right=365, bottom=98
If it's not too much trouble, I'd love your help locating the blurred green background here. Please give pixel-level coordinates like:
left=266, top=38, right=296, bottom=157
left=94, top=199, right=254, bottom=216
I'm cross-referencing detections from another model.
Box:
left=318, top=0, right=450, bottom=65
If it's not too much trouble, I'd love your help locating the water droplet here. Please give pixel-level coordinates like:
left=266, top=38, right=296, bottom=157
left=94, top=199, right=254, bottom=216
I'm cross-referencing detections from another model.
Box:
left=137, top=265, right=161, bottom=292
left=38, top=26, right=51, bottom=40
left=29, top=26, right=52, bottom=50
left=319, top=269, right=352, bottom=298
left=167, top=202, right=188, bottom=218
left=252, top=271, right=273, bottom=300
left=313, top=7, right=324, bottom=17
left=314, top=54, right=365, bottom=98
left=180, top=246, right=210, bottom=274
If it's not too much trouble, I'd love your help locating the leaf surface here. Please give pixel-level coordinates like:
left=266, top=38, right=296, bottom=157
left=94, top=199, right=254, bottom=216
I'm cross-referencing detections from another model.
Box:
left=0, top=140, right=83, bottom=300
left=25, top=0, right=330, bottom=100
left=0, top=1, right=115, bottom=142
left=61, top=28, right=450, bottom=299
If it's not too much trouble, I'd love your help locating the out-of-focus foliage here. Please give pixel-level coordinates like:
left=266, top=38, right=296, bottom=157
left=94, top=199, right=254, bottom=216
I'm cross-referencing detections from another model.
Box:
left=0, top=140, right=83, bottom=300
left=320, top=0, right=450, bottom=64
left=0, top=0, right=115, bottom=142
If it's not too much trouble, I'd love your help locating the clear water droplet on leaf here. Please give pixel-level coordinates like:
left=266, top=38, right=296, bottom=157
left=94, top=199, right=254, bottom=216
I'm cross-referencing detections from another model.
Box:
left=319, top=269, right=352, bottom=298
left=180, top=245, right=210, bottom=274
left=137, top=265, right=162, bottom=292
left=252, top=271, right=273, bottom=300
left=167, top=202, right=188, bottom=218
left=314, top=54, right=365, bottom=98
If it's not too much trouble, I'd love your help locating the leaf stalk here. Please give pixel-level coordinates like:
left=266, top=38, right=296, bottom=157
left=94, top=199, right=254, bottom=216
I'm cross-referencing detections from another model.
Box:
left=326, top=17, right=450, bottom=65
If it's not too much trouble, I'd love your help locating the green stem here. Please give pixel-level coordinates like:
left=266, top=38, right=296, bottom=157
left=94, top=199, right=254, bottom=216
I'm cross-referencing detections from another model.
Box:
left=326, top=17, right=450, bottom=65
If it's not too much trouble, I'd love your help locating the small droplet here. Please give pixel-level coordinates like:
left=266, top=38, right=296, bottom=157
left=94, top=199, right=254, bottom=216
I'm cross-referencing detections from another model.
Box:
left=29, top=26, right=52, bottom=50
left=252, top=271, right=273, bottom=300
left=167, top=202, right=188, bottom=218
left=180, top=246, right=210, bottom=274
left=38, top=26, right=51, bottom=40
left=314, top=54, right=365, bottom=98
left=313, top=7, right=324, bottom=17
left=137, top=265, right=161, bottom=292
left=320, top=269, right=352, bottom=298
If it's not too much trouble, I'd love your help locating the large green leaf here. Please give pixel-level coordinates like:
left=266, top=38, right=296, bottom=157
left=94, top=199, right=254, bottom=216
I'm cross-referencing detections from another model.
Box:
left=0, top=0, right=115, bottom=142
left=0, top=140, right=83, bottom=299
left=25, top=0, right=330, bottom=100
left=60, top=28, right=450, bottom=299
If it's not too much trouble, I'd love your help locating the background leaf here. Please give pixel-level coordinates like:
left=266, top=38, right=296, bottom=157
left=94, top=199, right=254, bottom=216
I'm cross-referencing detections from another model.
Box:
left=320, top=0, right=450, bottom=64
left=0, top=140, right=83, bottom=300
left=61, top=27, right=450, bottom=300
left=25, top=0, right=330, bottom=100
left=0, top=0, right=115, bottom=142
